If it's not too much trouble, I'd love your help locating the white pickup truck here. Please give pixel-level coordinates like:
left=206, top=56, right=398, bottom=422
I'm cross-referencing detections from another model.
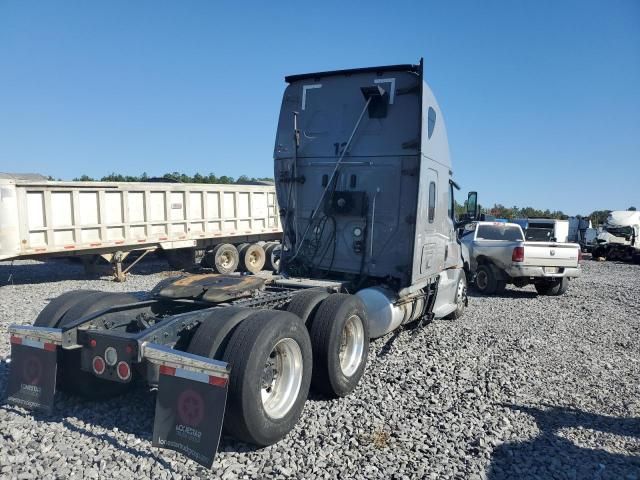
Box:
left=460, top=221, right=581, bottom=295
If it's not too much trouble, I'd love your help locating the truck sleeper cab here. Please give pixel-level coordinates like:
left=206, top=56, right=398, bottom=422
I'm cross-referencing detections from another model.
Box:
left=5, top=60, right=471, bottom=468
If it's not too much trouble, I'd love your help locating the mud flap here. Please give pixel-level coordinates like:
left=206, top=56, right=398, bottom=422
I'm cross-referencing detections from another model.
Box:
left=5, top=336, right=58, bottom=413
left=144, top=343, right=230, bottom=468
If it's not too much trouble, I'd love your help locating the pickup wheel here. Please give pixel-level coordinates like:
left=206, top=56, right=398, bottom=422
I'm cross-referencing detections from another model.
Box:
left=286, top=288, right=330, bottom=327
left=57, top=292, right=139, bottom=399
left=187, top=307, right=254, bottom=360
left=309, top=294, right=369, bottom=398
left=33, top=290, right=99, bottom=327
left=445, top=274, right=467, bottom=320
left=475, top=264, right=498, bottom=295
left=535, top=277, right=569, bottom=296
left=221, top=310, right=312, bottom=446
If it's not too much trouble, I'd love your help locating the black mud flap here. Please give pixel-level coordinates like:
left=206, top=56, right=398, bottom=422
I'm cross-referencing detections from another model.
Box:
left=150, top=349, right=230, bottom=468
left=5, top=337, right=58, bottom=413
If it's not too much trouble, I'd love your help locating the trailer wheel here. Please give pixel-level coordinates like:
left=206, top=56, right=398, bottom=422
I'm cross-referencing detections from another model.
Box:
left=286, top=288, right=330, bottom=326
left=264, top=243, right=282, bottom=271
left=187, top=307, right=254, bottom=360
left=211, top=243, right=239, bottom=274
left=474, top=264, right=501, bottom=295
left=445, top=274, right=467, bottom=320
left=33, top=290, right=99, bottom=327
left=309, top=294, right=369, bottom=398
left=238, top=244, right=266, bottom=273
left=535, top=277, right=569, bottom=296
left=222, top=310, right=312, bottom=446
left=57, top=292, right=139, bottom=399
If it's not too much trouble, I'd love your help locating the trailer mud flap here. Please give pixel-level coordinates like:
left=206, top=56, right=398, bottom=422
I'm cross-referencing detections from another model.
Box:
left=5, top=336, right=58, bottom=413
left=143, top=343, right=230, bottom=468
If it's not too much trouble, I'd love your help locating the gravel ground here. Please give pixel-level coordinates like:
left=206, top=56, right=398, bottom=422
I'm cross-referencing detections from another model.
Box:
left=0, top=257, right=638, bottom=479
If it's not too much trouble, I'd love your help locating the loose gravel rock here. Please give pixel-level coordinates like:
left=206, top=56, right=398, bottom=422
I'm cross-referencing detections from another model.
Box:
left=0, top=257, right=638, bottom=479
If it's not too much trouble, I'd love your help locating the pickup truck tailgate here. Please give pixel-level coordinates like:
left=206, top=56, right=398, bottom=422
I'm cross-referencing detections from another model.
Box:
left=522, top=242, right=579, bottom=267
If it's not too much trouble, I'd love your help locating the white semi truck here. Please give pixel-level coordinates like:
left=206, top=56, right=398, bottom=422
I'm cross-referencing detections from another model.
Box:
left=592, top=210, right=640, bottom=261
left=0, top=174, right=282, bottom=279
left=5, top=60, right=477, bottom=468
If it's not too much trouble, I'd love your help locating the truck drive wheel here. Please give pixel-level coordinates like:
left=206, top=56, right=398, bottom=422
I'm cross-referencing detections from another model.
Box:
left=33, top=290, right=99, bottom=327
left=56, top=292, right=139, bottom=399
left=535, top=277, right=569, bottom=296
left=286, top=288, right=330, bottom=326
left=210, top=243, right=239, bottom=274
left=187, top=307, right=254, bottom=360
left=309, top=294, right=369, bottom=398
left=221, top=310, right=312, bottom=446
left=238, top=243, right=266, bottom=273
left=445, top=274, right=467, bottom=320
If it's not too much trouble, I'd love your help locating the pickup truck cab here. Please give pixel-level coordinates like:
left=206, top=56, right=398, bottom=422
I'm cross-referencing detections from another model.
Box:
left=460, top=221, right=581, bottom=295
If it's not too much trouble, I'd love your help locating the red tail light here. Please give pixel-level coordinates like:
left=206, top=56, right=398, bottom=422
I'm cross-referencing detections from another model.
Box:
left=512, top=246, right=525, bottom=262
left=116, top=361, right=131, bottom=381
left=92, top=356, right=106, bottom=375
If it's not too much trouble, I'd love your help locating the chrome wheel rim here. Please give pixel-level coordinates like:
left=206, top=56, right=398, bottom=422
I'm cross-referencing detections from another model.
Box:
left=339, top=314, right=365, bottom=377
left=261, top=338, right=303, bottom=419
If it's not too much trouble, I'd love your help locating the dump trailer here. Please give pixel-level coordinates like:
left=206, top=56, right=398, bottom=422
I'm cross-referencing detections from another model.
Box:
left=5, top=60, right=476, bottom=468
left=0, top=174, right=282, bottom=280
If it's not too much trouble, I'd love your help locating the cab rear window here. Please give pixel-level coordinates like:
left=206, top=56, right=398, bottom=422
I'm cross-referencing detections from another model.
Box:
left=476, top=225, right=524, bottom=241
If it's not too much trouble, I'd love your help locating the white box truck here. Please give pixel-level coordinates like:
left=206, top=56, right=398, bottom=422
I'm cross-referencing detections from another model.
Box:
left=0, top=174, right=282, bottom=279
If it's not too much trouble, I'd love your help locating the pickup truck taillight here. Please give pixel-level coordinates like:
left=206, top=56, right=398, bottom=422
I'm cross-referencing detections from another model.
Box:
left=512, top=246, right=525, bottom=262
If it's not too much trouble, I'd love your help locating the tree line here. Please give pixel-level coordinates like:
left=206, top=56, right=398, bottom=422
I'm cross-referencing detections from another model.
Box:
left=72, top=172, right=273, bottom=185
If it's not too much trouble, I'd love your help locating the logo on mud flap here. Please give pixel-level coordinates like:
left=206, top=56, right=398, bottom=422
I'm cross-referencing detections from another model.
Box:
left=177, top=388, right=205, bottom=427
left=23, top=356, right=42, bottom=386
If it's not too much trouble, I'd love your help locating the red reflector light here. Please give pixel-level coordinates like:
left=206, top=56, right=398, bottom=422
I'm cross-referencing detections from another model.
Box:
left=159, top=365, right=176, bottom=376
left=89, top=339, right=97, bottom=348
left=92, top=356, right=106, bottom=375
left=209, top=375, right=228, bottom=388
left=512, top=246, right=525, bottom=262
left=116, top=361, right=131, bottom=381
left=44, top=342, right=57, bottom=352
left=125, top=344, right=133, bottom=355
left=10, top=336, right=22, bottom=345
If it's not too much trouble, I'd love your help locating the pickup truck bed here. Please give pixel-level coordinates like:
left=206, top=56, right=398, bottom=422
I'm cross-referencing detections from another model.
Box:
left=461, top=222, right=581, bottom=295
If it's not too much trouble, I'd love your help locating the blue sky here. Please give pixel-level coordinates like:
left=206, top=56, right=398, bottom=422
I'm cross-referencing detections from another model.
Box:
left=0, top=1, right=638, bottom=215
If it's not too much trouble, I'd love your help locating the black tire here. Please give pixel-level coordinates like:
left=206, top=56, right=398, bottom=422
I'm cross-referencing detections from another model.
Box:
left=33, top=290, right=99, bottom=327
left=474, top=264, right=498, bottom=295
left=264, top=243, right=282, bottom=271
left=57, top=292, right=139, bottom=399
left=445, top=274, right=467, bottom=320
left=165, top=248, right=195, bottom=270
left=238, top=244, right=266, bottom=273
left=221, top=310, right=312, bottom=446
left=309, top=294, right=369, bottom=398
left=286, top=288, right=330, bottom=326
left=187, top=307, right=254, bottom=360
left=211, top=243, right=239, bottom=274
left=535, top=277, right=569, bottom=296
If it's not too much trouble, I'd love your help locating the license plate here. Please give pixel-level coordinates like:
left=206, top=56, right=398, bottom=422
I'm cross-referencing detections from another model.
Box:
left=544, top=267, right=559, bottom=273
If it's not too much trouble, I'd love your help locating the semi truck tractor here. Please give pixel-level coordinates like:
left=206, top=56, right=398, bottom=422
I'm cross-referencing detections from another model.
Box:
left=5, top=60, right=476, bottom=468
